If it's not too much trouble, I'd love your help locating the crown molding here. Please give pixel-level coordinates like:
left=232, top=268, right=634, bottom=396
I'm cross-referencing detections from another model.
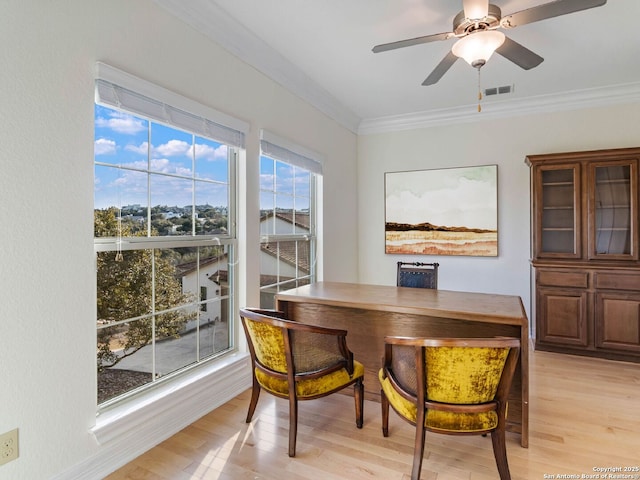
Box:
left=358, top=82, right=640, bottom=135
left=153, top=0, right=362, bottom=134
left=154, top=1, right=640, bottom=138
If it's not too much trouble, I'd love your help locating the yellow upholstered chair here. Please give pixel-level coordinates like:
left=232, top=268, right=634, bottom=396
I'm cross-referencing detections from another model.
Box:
left=379, top=336, right=520, bottom=480
left=239, top=307, right=365, bottom=457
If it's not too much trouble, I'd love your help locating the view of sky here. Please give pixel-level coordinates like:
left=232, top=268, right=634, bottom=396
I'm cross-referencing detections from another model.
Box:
left=94, top=104, right=229, bottom=210
left=385, top=165, right=497, bottom=230
left=259, top=156, right=310, bottom=211
left=95, top=104, right=311, bottom=213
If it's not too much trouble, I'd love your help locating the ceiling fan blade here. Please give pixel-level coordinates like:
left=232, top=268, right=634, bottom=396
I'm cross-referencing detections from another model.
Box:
left=463, top=0, right=489, bottom=19
left=372, top=32, right=453, bottom=53
left=501, top=0, right=607, bottom=28
left=495, top=37, right=544, bottom=70
left=422, top=51, right=458, bottom=86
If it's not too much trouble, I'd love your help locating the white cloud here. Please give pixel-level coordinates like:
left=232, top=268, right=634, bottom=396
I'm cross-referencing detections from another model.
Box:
left=149, top=158, right=192, bottom=177
left=94, top=138, right=116, bottom=155
left=95, top=111, right=146, bottom=135
left=190, top=143, right=227, bottom=161
left=104, top=153, right=194, bottom=177
left=126, top=140, right=221, bottom=161
left=149, top=158, right=172, bottom=172
left=125, top=142, right=149, bottom=155
left=156, top=139, right=191, bottom=157
left=260, top=173, right=275, bottom=189
left=120, top=138, right=229, bottom=167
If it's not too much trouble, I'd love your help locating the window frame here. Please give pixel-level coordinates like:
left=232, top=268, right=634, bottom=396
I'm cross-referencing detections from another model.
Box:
left=258, top=131, right=323, bottom=307
left=94, top=64, right=247, bottom=410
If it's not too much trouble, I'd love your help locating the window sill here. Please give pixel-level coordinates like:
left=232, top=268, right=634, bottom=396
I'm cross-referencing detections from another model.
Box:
left=91, top=352, right=251, bottom=446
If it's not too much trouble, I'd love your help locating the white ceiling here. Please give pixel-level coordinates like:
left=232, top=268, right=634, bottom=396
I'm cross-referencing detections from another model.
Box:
left=154, top=0, right=640, bottom=132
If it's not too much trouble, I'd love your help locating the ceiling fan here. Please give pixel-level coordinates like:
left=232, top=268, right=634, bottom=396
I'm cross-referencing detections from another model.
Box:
left=372, top=0, right=607, bottom=86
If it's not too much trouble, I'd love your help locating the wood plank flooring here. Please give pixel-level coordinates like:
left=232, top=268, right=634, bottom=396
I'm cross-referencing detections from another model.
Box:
left=106, top=350, right=640, bottom=479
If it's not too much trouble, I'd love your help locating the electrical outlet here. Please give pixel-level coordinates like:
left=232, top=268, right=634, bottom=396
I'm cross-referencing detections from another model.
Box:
left=0, top=429, right=19, bottom=465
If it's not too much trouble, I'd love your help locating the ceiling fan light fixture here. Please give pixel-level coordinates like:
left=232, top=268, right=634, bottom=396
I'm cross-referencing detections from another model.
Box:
left=452, top=30, right=505, bottom=68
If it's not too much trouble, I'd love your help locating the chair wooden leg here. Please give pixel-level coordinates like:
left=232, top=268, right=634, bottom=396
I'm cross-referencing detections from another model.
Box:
left=490, top=427, right=512, bottom=480
left=380, top=389, right=389, bottom=437
left=411, top=423, right=426, bottom=480
left=354, top=379, right=364, bottom=428
left=245, top=377, right=261, bottom=423
left=288, top=395, right=298, bottom=457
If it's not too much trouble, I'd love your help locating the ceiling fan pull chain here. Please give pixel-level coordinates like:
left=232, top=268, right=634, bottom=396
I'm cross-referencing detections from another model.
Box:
left=477, top=66, right=482, bottom=112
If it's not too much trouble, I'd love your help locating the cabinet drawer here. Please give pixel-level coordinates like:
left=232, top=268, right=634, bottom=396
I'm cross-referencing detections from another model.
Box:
left=537, top=270, right=589, bottom=288
left=595, top=272, right=640, bottom=291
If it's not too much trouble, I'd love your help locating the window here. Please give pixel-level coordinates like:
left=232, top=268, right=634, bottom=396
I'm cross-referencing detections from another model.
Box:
left=94, top=64, right=247, bottom=407
left=259, top=131, right=322, bottom=308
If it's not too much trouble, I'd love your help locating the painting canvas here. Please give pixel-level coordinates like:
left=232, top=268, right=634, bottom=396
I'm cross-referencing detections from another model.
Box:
left=385, top=165, right=497, bottom=256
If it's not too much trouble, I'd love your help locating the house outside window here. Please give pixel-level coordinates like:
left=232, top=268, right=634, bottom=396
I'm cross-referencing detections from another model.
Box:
left=94, top=64, right=247, bottom=407
left=259, top=131, right=322, bottom=308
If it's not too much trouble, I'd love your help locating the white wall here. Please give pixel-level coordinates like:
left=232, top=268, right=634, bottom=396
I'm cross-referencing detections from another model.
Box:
left=0, top=1, right=357, bottom=479
left=357, top=103, right=640, bottom=323
left=181, top=259, right=224, bottom=327
left=260, top=215, right=310, bottom=235
left=260, top=253, right=299, bottom=280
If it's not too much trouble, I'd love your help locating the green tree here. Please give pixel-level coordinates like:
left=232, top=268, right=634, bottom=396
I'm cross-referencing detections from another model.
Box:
left=95, top=208, right=196, bottom=371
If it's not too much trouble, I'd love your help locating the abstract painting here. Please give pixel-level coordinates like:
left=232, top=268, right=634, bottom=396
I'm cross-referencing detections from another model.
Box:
left=385, top=165, right=497, bottom=256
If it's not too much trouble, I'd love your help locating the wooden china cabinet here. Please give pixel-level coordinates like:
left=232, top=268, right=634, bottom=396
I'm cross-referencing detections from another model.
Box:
left=527, top=147, right=640, bottom=362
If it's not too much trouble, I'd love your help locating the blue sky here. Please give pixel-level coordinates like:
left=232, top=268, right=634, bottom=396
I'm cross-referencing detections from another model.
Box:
left=95, top=104, right=312, bottom=212
left=259, top=156, right=310, bottom=211
left=94, top=104, right=229, bottom=210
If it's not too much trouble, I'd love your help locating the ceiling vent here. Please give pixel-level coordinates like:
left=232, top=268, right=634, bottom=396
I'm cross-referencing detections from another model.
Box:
left=485, top=85, right=514, bottom=96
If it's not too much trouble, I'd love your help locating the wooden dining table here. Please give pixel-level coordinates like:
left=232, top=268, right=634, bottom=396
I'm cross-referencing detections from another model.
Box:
left=275, top=281, right=530, bottom=448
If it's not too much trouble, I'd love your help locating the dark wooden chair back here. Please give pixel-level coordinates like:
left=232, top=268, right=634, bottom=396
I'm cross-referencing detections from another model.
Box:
left=397, top=261, right=439, bottom=289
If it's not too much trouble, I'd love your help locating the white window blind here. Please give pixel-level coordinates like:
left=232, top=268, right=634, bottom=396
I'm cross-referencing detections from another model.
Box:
left=95, top=62, right=249, bottom=148
left=260, top=130, right=323, bottom=175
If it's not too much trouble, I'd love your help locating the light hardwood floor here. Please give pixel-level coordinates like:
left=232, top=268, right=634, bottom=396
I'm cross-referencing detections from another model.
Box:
left=106, top=350, right=640, bottom=479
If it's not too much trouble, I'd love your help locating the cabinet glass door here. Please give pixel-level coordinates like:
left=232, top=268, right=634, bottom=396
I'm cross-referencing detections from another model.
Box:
left=589, top=161, right=637, bottom=259
left=538, top=166, right=580, bottom=257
